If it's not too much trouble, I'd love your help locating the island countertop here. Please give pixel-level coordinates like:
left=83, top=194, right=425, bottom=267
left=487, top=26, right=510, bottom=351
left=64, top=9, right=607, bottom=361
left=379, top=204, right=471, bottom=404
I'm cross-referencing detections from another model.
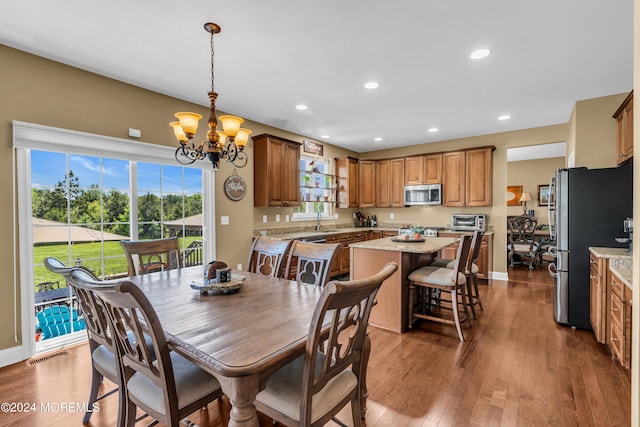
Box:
left=350, top=236, right=458, bottom=254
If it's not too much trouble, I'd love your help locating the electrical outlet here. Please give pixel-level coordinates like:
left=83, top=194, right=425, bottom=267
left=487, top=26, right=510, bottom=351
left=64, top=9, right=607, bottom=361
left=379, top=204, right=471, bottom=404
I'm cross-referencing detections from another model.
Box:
left=220, top=215, right=229, bottom=225
left=285, top=215, right=290, bottom=222
left=390, top=213, right=395, bottom=219
left=275, top=214, right=280, bottom=222
left=237, top=264, right=242, bottom=270
left=263, top=215, right=268, bottom=223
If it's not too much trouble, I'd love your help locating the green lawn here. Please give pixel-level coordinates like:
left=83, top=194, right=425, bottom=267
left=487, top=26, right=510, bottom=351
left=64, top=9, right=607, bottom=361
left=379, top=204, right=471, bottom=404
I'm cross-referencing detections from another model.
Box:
left=33, top=237, right=202, bottom=291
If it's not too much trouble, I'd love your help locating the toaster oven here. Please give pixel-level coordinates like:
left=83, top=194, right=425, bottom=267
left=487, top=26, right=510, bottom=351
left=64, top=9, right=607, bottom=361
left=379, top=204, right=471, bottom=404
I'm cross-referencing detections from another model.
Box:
left=451, top=214, right=487, bottom=231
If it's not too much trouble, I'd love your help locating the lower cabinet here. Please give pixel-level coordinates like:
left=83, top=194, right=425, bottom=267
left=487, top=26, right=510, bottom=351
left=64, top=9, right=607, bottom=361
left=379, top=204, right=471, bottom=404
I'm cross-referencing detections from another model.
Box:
left=589, top=251, right=632, bottom=369
left=609, top=272, right=632, bottom=369
left=436, top=232, right=493, bottom=281
left=327, top=231, right=368, bottom=277
left=589, top=253, right=607, bottom=343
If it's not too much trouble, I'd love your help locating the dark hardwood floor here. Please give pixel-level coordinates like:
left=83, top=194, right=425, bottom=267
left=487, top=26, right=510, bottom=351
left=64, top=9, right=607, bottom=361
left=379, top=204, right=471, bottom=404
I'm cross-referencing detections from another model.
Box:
left=0, top=266, right=630, bottom=426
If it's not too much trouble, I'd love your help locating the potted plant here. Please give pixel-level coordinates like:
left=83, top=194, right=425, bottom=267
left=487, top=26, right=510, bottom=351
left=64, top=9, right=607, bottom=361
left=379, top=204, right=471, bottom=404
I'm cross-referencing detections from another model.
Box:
left=410, top=226, right=424, bottom=240
left=302, top=174, right=311, bottom=187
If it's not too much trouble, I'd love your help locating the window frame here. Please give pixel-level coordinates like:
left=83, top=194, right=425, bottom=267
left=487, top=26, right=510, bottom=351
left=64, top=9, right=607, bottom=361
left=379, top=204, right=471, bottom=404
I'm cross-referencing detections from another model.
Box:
left=292, top=156, right=335, bottom=221
left=13, top=121, right=216, bottom=359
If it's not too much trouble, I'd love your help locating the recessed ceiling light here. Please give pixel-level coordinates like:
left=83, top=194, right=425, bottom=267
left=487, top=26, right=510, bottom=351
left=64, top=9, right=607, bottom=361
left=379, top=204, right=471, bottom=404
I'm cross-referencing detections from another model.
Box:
left=320, top=135, right=330, bottom=139
left=364, top=81, right=379, bottom=89
left=374, top=137, right=383, bottom=142
left=498, top=114, right=511, bottom=121
left=470, top=48, right=491, bottom=59
left=428, top=127, right=439, bottom=133
left=295, top=104, right=308, bottom=111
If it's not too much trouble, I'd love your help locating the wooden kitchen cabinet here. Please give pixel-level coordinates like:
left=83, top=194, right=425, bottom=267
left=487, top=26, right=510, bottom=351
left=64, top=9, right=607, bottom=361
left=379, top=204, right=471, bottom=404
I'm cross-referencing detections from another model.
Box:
left=437, top=232, right=493, bottom=281
left=253, top=134, right=301, bottom=207
left=376, top=158, right=405, bottom=207
left=609, top=271, right=632, bottom=369
left=405, top=154, right=442, bottom=185
left=589, top=252, right=607, bottom=343
left=335, top=157, right=359, bottom=208
left=358, top=160, right=377, bottom=207
left=442, top=147, right=493, bottom=207
left=326, top=231, right=368, bottom=277
left=614, top=91, right=633, bottom=165
left=369, top=230, right=383, bottom=240
left=442, top=151, right=466, bottom=207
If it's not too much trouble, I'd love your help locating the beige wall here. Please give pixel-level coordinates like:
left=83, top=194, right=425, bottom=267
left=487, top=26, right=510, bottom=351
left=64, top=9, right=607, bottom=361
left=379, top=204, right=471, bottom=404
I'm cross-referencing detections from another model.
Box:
left=574, top=93, right=629, bottom=168
left=507, top=157, right=565, bottom=221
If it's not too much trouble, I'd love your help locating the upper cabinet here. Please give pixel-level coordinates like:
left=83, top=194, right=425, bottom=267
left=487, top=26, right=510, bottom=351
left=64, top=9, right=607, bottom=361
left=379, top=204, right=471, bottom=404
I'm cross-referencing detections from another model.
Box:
left=358, top=160, right=377, bottom=207
left=335, top=157, right=359, bottom=208
left=376, top=158, right=405, bottom=208
left=443, top=147, right=494, bottom=207
left=614, top=91, right=633, bottom=166
left=253, top=134, right=301, bottom=207
left=404, top=154, right=442, bottom=185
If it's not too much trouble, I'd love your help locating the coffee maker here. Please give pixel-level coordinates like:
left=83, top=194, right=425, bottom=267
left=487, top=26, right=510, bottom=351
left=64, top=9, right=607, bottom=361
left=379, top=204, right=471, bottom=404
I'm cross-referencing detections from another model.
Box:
left=615, top=217, right=633, bottom=253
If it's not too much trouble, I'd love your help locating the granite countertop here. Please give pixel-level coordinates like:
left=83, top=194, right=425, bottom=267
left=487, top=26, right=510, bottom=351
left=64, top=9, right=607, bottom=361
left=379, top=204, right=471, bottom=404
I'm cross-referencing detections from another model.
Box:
left=438, top=229, right=495, bottom=236
left=589, top=247, right=633, bottom=259
left=589, top=247, right=633, bottom=289
left=350, top=236, right=458, bottom=254
left=259, top=227, right=397, bottom=241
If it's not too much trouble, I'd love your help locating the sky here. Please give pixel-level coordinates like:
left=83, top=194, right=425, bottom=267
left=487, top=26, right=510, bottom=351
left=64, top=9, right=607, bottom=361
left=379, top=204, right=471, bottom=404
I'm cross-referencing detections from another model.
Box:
left=31, top=150, right=203, bottom=194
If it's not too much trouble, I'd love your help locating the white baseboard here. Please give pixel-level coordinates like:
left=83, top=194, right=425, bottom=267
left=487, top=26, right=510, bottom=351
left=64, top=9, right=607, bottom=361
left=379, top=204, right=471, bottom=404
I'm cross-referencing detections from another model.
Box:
left=489, top=271, right=509, bottom=282
left=0, top=344, right=27, bottom=369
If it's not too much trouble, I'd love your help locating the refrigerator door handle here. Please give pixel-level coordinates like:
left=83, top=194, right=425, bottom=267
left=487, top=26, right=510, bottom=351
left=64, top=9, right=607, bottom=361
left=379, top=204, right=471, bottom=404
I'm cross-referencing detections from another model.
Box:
left=548, top=262, right=557, bottom=277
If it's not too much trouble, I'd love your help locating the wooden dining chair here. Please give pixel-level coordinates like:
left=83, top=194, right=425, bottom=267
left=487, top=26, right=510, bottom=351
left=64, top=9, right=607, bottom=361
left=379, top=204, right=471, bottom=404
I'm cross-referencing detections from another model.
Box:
left=283, top=240, right=341, bottom=286
left=507, top=214, right=539, bottom=270
left=255, top=262, right=398, bottom=427
left=68, top=268, right=223, bottom=427
left=407, top=235, right=472, bottom=341
left=431, top=230, right=484, bottom=318
left=120, top=236, right=182, bottom=276
left=44, top=257, right=124, bottom=424
left=246, top=236, right=293, bottom=278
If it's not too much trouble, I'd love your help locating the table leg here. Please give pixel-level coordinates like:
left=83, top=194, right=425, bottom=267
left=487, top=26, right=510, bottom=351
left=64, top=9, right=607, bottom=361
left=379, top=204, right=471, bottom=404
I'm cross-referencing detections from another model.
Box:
left=359, top=332, right=371, bottom=420
left=218, top=375, right=260, bottom=427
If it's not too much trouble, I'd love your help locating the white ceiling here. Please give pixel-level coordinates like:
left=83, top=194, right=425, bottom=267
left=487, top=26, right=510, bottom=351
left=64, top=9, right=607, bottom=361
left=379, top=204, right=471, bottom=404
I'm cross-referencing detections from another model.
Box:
left=0, top=1, right=633, bottom=153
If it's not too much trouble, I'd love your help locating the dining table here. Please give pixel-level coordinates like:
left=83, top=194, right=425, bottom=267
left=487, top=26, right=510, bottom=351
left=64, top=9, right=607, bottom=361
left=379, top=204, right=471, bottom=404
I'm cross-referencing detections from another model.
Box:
left=125, top=266, right=336, bottom=427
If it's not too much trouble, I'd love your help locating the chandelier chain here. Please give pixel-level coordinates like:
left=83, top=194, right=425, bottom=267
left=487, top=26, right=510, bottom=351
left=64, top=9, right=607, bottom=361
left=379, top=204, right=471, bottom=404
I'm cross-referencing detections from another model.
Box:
left=210, top=30, right=215, bottom=93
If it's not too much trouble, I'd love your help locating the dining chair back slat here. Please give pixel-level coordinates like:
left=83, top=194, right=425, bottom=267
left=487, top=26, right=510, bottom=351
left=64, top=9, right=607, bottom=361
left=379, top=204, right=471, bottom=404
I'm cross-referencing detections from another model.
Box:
left=120, top=237, right=182, bottom=276
left=246, top=236, right=293, bottom=277
left=284, top=240, right=341, bottom=286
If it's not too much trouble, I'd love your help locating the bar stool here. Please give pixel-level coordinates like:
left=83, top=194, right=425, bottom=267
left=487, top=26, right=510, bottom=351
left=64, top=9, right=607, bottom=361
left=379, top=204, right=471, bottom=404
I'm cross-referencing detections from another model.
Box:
left=408, top=235, right=472, bottom=341
left=431, top=230, right=484, bottom=318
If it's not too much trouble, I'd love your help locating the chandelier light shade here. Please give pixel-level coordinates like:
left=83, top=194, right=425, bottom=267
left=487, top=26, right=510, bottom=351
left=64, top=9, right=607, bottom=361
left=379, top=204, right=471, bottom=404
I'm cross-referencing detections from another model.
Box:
left=170, top=22, right=251, bottom=170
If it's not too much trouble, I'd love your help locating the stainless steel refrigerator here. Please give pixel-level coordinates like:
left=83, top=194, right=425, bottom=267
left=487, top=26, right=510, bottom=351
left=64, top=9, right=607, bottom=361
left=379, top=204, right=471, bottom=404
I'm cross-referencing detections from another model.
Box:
left=551, top=165, right=632, bottom=329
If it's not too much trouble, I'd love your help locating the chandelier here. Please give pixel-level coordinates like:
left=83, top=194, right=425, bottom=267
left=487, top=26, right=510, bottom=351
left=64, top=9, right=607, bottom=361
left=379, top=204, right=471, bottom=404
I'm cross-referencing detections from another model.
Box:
left=170, top=23, right=251, bottom=170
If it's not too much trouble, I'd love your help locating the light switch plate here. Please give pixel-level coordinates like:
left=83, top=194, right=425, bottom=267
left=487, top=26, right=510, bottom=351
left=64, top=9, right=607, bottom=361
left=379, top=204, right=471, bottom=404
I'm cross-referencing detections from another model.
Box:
left=285, top=215, right=290, bottom=222
left=263, top=215, right=268, bottom=223
left=220, top=215, right=229, bottom=225
left=390, top=213, right=395, bottom=219
left=275, top=214, right=280, bottom=222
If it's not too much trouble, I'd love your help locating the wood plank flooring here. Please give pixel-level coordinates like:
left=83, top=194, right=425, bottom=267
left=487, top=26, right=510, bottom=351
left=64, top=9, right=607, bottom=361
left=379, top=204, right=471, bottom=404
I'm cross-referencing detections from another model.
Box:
left=0, top=267, right=630, bottom=426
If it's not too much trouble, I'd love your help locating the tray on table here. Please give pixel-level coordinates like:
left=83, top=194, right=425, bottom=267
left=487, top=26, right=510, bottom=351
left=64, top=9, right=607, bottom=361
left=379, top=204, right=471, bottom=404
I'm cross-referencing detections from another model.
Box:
left=190, top=274, right=246, bottom=294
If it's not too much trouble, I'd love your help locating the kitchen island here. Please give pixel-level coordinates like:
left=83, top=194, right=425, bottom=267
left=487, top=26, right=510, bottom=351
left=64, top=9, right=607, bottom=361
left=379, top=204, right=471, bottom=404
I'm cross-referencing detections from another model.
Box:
left=350, top=236, right=458, bottom=333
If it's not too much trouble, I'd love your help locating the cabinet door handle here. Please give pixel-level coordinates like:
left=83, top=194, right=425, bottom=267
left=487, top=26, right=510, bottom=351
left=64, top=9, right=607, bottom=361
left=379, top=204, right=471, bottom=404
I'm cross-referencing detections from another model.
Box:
left=612, top=308, right=619, bottom=312
left=612, top=337, right=620, bottom=341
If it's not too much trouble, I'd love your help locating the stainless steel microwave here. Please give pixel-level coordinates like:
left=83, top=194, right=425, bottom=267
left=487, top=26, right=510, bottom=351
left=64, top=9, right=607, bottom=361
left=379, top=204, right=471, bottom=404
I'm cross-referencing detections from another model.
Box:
left=404, top=184, right=442, bottom=206
left=451, top=214, right=487, bottom=231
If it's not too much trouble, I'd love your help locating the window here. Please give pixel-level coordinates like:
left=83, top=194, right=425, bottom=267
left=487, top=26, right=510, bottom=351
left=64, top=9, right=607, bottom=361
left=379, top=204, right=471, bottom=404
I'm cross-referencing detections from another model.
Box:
left=14, top=121, right=214, bottom=356
left=293, top=157, right=335, bottom=220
